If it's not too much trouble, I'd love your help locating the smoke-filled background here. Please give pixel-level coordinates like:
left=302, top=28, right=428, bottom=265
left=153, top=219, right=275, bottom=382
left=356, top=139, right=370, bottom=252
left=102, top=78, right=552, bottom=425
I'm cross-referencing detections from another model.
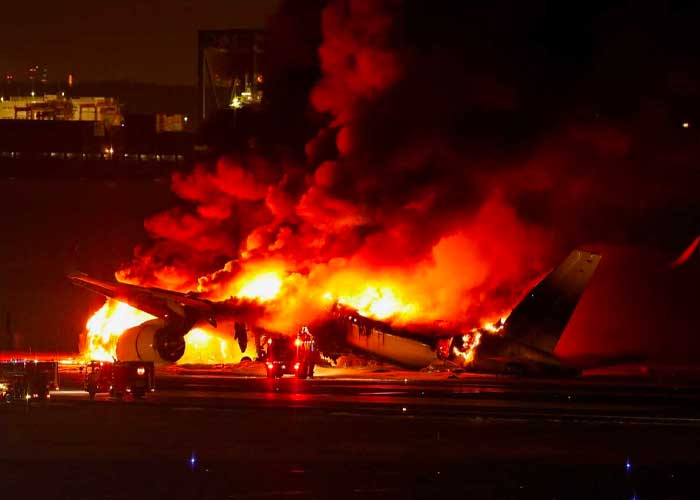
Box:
left=2, top=0, right=699, bottom=360
left=116, top=0, right=700, bottom=357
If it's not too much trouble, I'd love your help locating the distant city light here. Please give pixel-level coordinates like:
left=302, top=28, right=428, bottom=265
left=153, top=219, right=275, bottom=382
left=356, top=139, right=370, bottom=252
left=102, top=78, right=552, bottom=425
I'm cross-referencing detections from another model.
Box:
left=682, top=121, right=690, bottom=128
left=183, top=116, right=189, bottom=123
left=230, top=97, right=242, bottom=109
left=30, top=91, right=35, bottom=97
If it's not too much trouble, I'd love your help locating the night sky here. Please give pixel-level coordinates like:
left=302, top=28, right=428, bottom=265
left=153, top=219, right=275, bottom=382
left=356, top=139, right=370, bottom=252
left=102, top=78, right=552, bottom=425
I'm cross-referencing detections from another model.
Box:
left=0, top=1, right=279, bottom=85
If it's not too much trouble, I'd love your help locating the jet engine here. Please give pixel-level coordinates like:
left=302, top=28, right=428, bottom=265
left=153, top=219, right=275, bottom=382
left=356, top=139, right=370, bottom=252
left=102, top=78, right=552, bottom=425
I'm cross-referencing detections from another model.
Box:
left=116, top=318, right=187, bottom=364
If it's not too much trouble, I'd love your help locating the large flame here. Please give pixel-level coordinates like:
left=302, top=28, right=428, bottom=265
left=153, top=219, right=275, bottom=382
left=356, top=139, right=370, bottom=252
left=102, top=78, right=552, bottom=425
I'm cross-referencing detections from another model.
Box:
left=178, top=327, right=256, bottom=365
left=82, top=305, right=255, bottom=365
left=84, top=300, right=155, bottom=361
left=335, top=285, right=417, bottom=321
left=82, top=269, right=509, bottom=365
left=79, top=2, right=535, bottom=365
left=236, top=272, right=283, bottom=301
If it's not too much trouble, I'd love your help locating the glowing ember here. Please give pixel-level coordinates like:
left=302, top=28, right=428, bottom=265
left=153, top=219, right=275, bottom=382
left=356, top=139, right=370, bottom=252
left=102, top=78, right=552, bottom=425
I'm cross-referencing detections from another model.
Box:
left=83, top=299, right=155, bottom=361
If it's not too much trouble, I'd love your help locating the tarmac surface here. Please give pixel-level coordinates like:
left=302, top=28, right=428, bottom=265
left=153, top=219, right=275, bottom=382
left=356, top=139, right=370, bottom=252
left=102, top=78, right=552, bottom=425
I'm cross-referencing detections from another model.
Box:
left=2, top=365, right=700, bottom=499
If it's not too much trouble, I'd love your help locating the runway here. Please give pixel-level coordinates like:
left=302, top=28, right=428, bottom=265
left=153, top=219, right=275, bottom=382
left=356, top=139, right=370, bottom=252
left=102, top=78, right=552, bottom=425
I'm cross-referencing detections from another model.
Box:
left=49, top=368, right=700, bottom=425
left=2, top=366, right=700, bottom=498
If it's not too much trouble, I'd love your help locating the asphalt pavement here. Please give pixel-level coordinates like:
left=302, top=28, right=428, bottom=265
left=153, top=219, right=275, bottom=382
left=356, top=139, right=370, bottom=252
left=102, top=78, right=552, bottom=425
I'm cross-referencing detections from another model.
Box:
left=2, top=366, right=700, bottom=499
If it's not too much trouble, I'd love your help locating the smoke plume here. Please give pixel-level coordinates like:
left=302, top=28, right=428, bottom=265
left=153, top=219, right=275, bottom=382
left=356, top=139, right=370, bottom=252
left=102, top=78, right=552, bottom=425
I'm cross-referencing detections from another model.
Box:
left=117, top=1, right=699, bottom=351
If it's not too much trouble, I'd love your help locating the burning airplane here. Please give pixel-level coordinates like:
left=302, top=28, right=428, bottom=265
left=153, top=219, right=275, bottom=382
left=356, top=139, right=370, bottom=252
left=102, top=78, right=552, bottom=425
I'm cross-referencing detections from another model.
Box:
left=70, top=249, right=599, bottom=375
left=70, top=273, right=263, bottom=364
left=330, top=249, right=601, bottom=374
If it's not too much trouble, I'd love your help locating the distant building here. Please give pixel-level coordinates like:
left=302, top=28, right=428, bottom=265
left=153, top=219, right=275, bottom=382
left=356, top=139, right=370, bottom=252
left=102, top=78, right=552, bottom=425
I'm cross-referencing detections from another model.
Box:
left=0, top=95, right=122, bottom=126
left=197, top=29, right=265, bottom=120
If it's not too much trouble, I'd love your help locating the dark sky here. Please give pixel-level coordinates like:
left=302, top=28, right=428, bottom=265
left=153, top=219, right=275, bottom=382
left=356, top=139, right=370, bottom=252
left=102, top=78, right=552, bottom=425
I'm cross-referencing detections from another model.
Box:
left=0, top=0, right=279, bottom=86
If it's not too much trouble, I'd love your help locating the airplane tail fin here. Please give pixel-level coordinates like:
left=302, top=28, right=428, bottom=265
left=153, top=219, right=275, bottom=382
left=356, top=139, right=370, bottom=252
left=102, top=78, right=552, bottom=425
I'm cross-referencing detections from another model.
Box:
left=502, top=249, right=601, bottom=354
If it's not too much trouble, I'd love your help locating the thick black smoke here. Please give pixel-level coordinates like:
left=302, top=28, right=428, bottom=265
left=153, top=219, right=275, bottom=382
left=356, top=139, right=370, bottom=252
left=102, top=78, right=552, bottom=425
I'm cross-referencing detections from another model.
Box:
left=120, top=1, right=700, bottom=356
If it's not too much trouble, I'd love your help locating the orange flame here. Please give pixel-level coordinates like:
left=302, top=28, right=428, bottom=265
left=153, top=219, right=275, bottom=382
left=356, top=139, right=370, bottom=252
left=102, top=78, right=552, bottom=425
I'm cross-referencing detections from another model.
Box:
left=335, top=285, right=417, bottom=321
left=82, top=270, right=512, bottom=363
left=236, top=272, right=283, bottom=301
left=82, top=253, right=513, bottom=363
left=452, top=331, right=482, bottom=365
left=83, top=300, right=156, bottom=361
left=177, top=327, right=256, bottom=365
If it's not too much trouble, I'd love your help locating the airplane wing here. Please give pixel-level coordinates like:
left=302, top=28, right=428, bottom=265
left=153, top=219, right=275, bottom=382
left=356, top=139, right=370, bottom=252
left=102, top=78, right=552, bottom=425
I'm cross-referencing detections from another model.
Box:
left=68, top=273, right=218, bottom=326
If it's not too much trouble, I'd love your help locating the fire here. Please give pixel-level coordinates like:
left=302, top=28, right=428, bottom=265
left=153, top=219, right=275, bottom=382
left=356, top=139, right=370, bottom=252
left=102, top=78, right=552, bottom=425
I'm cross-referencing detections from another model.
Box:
left=82, top=303, right=258, bottom=364
left=452, top=330, right=482, bottom=365
left=81, top=254, right=515, bottom=363
left=336, top=285, right=417, bottom=321
left=177, top=328, right=251, bottom=365
left=83, top=300, right=155, bottom=361
left=236, top=271, right=283, bottom=301
left=482, top=317, right=506, bottom=335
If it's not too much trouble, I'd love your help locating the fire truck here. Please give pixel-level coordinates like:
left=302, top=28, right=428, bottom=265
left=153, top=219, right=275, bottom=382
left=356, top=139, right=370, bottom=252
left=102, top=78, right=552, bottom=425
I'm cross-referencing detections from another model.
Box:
left=0, top=360, right=58, bottom=401
left=83, top=360, right=155, bottom=399
left=265, top=327, right=318, bottom=379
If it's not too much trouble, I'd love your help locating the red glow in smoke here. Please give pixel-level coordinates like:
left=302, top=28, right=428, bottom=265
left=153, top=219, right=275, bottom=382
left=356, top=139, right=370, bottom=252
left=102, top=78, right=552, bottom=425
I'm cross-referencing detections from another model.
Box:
left=110, top=0, right=555, bottom=338
left=108, top=0, right=700, bottom=362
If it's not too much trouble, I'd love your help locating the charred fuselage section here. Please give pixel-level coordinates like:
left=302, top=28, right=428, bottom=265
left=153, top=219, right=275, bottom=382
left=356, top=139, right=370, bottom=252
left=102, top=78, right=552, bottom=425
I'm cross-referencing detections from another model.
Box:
left=327, top=250, right=601, bottom=375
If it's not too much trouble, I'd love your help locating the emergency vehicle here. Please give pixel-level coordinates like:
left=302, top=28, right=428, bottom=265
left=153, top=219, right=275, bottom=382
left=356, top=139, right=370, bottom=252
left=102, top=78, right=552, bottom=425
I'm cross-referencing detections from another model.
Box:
left=0, top=360, right=57, bottom=401
left=83, top=360, right=155, bottom=399
left=265, top=327, right=318, bottom=379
